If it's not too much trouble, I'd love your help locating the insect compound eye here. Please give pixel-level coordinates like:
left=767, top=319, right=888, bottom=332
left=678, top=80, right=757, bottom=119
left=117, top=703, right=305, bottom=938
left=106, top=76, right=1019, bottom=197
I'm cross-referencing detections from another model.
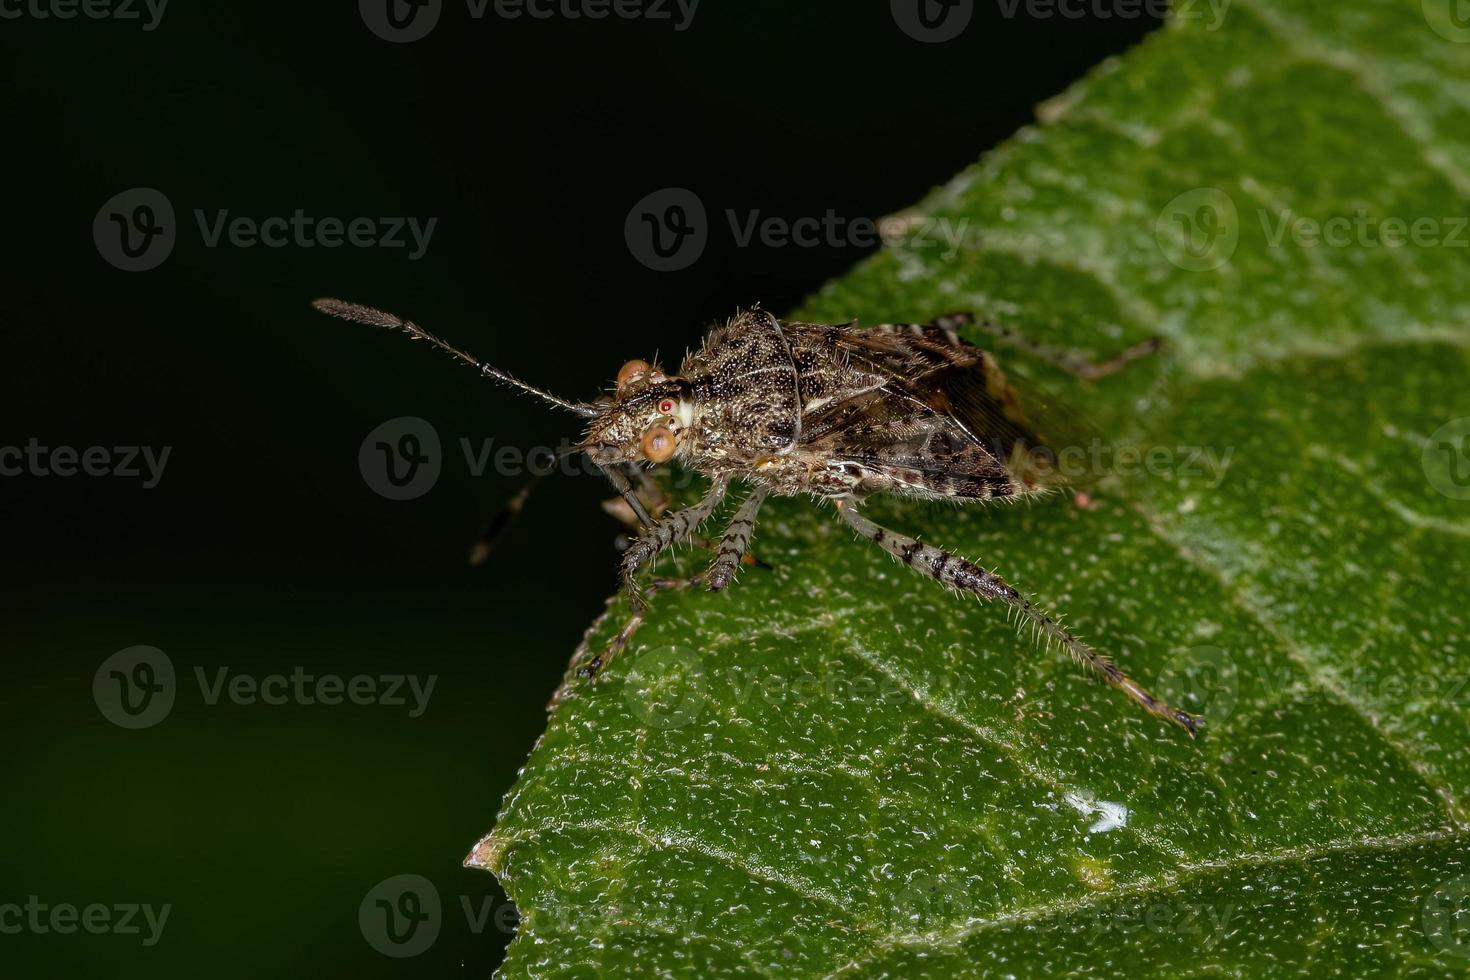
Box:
left=640, top=425, right=677, bottom=463
left=616, top=359, right=652, bottom=396
left=657, top=397, right=678, bottom=416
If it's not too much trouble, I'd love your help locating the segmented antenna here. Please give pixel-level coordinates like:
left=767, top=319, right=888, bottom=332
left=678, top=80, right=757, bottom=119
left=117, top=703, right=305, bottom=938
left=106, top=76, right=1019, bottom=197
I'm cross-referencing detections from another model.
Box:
left=312, top=298, right=598, bottom=417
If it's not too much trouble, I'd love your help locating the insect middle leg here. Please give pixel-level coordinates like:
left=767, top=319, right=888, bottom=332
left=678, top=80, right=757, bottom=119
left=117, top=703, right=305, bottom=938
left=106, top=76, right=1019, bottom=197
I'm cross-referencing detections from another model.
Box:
left=583, top=477, right=752, bottom=679
left=833, top=500, right=1200, bottom=735
left=706, top=486, right=770, bottom=591
left=620, top=474, right=730, bottom=607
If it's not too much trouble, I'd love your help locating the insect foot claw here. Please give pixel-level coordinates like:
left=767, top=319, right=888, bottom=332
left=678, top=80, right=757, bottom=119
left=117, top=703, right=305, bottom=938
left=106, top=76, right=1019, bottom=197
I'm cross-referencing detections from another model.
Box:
left=1174, top=709, right=1205, bottom=738
left=621, top=539, right=656, bottom=580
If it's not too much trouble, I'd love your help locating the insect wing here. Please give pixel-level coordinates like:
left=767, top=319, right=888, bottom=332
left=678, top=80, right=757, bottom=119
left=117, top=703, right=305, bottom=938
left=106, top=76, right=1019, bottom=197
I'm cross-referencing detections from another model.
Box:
left=816, top=322, right=1104, bottom=493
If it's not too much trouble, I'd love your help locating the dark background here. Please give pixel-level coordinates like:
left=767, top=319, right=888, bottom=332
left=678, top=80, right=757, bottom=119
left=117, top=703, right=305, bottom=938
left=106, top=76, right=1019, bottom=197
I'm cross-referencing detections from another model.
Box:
left=2, top=2, right=1162, bottom=976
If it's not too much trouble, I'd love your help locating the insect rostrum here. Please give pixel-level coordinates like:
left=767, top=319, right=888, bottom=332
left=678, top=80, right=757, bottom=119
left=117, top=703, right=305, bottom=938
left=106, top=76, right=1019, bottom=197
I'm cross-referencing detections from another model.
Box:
left=313, top=298, right=1202, bottom=736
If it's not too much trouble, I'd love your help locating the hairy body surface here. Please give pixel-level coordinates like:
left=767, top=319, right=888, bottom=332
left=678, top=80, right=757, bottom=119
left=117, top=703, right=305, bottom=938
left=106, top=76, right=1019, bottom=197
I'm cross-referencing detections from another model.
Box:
left=314, top=298, right=1198, bottom=736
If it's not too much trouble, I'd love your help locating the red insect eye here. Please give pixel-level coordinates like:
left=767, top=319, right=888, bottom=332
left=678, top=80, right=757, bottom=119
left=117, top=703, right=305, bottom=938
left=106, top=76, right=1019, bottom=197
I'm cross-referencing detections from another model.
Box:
left=658, top=398, right=676, bottom=415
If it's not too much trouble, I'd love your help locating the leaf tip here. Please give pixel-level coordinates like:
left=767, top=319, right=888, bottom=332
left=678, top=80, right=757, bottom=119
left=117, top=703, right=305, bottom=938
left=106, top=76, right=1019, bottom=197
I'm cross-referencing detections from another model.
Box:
left=463, top=832, right=507, bottom=874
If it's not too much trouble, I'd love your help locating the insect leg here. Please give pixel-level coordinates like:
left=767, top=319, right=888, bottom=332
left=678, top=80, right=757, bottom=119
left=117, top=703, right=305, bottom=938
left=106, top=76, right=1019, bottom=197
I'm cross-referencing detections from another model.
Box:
left=630, top=466, right=671, bottom=518
left=575, top=572, right=705, bottom=679
left=604, top=467, right=675, bottom=548
left=963, top=316, right=1160, bottom=381
left=833, top=500, right=1201, bottom=736
left=706, top=486, right=770, bottom=591
left=599, top=463, right=654, bottom=528
left=468, top=475, right=541, bottom=567
left=620, top=475, right=731, bottom=604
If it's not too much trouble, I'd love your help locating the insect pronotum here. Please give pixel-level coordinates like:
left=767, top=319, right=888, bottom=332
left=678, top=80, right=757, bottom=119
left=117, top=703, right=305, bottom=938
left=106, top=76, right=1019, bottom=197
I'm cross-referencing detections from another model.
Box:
left=313, top=298, right=1201, bottom=736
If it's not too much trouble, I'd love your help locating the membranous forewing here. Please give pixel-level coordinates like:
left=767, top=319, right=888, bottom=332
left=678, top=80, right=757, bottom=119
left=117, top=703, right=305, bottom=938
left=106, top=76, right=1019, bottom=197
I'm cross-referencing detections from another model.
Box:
left=784, top=316, right=1097, bottom=501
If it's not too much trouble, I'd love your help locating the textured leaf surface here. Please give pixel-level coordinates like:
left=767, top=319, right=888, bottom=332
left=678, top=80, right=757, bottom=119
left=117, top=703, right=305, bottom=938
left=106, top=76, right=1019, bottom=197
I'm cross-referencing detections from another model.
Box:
left=470, top=2, right=1470, bottom=975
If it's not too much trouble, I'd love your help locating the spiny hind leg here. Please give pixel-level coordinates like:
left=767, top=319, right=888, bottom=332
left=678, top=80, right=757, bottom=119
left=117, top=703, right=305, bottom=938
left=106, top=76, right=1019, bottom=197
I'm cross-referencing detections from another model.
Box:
left=621, top=474, right=730, bottom=606
left=832, top=500, right=1200, bottom=736
left=706, top=486, right=770, bottom=592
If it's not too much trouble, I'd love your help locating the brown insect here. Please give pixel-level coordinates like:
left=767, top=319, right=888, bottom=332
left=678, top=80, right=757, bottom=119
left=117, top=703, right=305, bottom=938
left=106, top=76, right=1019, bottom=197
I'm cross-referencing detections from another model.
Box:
left=313, top=298, right=1201, bottom=736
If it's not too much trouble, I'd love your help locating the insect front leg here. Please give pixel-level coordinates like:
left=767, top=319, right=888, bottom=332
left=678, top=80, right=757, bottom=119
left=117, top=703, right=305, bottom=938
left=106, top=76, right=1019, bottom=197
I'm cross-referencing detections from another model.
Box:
left=620, top=474, right=730, bottom=607
left=575, top=572, right=705, bottom=679
left=833, top=500, right=1201, bottom=736
left=706, top=486, right=770, bottom=591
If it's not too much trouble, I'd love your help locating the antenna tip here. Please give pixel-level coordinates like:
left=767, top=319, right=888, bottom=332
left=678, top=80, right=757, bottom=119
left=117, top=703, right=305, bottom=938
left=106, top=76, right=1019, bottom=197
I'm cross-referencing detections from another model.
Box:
left=310, top=298, right=402, bottom=330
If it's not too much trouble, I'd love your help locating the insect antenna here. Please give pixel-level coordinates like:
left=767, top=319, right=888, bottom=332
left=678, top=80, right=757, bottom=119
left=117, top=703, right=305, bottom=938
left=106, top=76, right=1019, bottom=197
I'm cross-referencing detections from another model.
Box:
left=312, top=298, right=599, bottom=418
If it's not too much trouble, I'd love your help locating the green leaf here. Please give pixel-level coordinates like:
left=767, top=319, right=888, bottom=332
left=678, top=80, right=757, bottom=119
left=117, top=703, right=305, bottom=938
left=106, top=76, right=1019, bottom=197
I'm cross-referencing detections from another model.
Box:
left=470, top=2, right=1470, bottom=975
